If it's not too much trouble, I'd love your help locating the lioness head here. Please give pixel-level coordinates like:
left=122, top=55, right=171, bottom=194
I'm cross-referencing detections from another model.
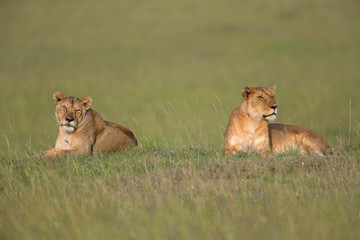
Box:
left=241, top=85, right=277, bottom=121
left=53, top=92, right=92, bottom=133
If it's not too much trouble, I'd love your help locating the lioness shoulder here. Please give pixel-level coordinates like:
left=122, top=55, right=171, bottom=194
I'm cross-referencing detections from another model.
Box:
left=38, top=92, right=137, bottom=158
left=223, top=85, right=329, bottom=156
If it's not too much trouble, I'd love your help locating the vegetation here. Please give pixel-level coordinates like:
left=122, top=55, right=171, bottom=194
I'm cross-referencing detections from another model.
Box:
left=1, top=142, right=360, bottom=240
left=0, top=0, right=359, bottom=239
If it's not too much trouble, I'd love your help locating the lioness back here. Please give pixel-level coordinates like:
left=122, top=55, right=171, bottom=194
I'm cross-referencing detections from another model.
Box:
left=269, top=123, right=328, bottom=156
left=93, top=119, right=138, bottom=153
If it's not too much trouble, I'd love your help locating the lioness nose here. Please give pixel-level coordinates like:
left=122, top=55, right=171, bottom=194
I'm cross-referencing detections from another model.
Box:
left=270, top=105, right=277, bottom=110
left=66, top=117, right=74, bottom=122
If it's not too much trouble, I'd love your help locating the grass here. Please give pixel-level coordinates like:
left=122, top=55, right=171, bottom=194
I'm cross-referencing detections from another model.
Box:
left=0, top=0, right=360, bottom=239
left=1, top=142, right=360, bottom=240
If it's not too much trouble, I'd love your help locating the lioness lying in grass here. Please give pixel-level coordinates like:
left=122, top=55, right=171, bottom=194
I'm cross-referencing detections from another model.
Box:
left=38, top=92, right=137, bottom=158
left=223, top=85, right=329, bottom=156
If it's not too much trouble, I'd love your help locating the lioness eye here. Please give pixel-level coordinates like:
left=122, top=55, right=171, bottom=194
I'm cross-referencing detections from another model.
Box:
left=258, top=96, right=264, bottom=101
left=62, top=106, right=67, bottom=112
left=76, top=110, right=80, bottom=114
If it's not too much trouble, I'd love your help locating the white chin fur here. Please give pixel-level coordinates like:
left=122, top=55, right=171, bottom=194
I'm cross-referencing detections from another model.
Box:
left=61, top=125, right=75, bottom=133
left=266, top=115, right=277, bottom=121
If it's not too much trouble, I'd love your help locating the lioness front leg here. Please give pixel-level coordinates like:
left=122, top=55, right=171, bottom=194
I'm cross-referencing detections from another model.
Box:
left=34, top=148, right=58, bottom=158
left=223, top=143, right=247, bottom=156
left=224, top=143, right=271, bottom=156
left=37, top=146, right=91, bottom=158
left=37, top=148, right=77, bottom=158
left=255, top=143, right=271, bottom=156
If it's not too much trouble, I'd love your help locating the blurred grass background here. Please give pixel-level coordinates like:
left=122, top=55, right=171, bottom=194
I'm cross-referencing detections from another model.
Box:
left=1, top=1, right=360, bottom=239
left=0, top=0, right=359, bottom=153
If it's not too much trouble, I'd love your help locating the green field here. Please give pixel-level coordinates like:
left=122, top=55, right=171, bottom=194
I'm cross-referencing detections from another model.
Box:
left=0, top=0, right=360, bottom=239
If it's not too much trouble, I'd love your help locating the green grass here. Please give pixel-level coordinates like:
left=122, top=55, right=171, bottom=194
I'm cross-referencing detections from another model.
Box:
left=1, top=143, right=360, bottom=240
left=0, top=0, right=360, bottom=239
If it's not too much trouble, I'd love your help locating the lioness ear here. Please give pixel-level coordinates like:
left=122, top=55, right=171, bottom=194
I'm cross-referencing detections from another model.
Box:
left=268, top=84, right=276, bottom=93
left=53, top=92, right=65, bottom=105
left=241, top=86, right=255, bottom=99
left=80, top=96, right=92, bottom=110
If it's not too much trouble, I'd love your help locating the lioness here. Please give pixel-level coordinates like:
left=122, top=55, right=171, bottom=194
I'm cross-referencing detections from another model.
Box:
left=38, top=92, right=137, bottom=158
left=223, top=85, right=329, bottom=156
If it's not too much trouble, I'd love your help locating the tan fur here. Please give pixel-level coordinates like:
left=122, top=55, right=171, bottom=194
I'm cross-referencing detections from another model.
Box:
left=38, top=92, right=137, bottom=158
left=223, top=85, right=329, bottom=156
